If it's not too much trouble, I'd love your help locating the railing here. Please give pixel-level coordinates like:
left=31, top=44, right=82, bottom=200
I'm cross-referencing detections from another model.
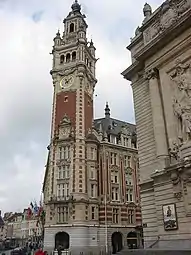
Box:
left=148, top=235, right=160, bottom=248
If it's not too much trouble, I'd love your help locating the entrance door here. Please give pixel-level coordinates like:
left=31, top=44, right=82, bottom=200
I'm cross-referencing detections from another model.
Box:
left=55, top=232, right=70, bottom=251
left=111, top=232, right=123, bottom=254
left=127, top=231, right=137, bottom=249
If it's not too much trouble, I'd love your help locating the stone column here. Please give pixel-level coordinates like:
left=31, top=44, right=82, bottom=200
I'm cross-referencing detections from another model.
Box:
left=146, top=68, right=168, bottom=169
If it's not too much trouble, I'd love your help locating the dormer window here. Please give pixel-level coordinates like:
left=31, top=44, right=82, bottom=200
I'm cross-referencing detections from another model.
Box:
left=69, top=23, right=74, bottom=33
left=66, top=53, right=70, bottom=63
left=60, top=55, right=65, bottom=64
left=72, top=51, right=76, bottom=61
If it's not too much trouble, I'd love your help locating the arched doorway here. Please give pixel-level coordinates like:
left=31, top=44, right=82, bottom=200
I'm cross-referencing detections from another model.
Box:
left=127, top=231, right=137, bottom=249
left=111, top=232, right=123, bottom=254
left=55, top=232, right=70, bottom=251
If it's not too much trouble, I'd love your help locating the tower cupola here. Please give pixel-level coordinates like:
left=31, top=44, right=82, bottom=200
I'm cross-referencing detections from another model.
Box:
left=53, top=30, right=61, bottom=46
left=71, top=0, right=81, bottom=13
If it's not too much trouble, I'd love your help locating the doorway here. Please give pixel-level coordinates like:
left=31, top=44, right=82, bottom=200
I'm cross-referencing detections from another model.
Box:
left=111, top=232, right=123, bottom=254
left=127, top=231, right=137, bottom=249
left=55, top=232, right=70, bottom=251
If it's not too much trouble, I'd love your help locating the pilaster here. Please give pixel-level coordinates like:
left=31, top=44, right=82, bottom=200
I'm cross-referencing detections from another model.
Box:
left=145, top=68, right=168, bottom=169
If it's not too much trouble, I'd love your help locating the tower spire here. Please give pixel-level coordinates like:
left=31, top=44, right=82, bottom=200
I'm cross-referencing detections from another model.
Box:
left=105, top=102, right=110, bottom=118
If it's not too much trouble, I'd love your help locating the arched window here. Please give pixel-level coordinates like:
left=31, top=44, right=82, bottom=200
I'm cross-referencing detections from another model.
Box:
left=72, top=52, right=76, bottom=61
left=69, top=23, right=74, bottom=33
left=60, top=55, right=65, bottom=64
left=66, top=53, right=70, bottom=63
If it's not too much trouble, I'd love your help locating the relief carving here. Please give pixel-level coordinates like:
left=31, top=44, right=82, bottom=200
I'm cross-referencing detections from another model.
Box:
left=171, top=59, right=191, bottom=143
left=170, top=170, right=182, bottom=200
left=143, top=0, right=190, bottom=44
left=168, top=141, right=182, bottom=163
left=145, top=68, right=159, bottom=80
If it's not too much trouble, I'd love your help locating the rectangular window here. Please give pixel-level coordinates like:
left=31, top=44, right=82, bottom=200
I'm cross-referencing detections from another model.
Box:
left=126, top=189, right=133, bottom=202
left=128, top=210, right=134, bottom=224
left=124, top=155, right=131, bottom=167
left=91, top=206, right=95, bottom=220
left=90, top=166, right=95, bottom=179
left=112, top=188, right=114, bottom=200
left=66, top=183, right=69, bottom=197
left=57, top=207, right=69, bottom=223
left=111, top=187, right=119, bottom=201
left=110, top=135, right=117, bottom=144
left=112, top=208, right=119, bottom=224
left=110, top=153, right=117, bottom=165
left=90, top=184, right=96, bottom=197
left=57, top=184, right=61, bottom=197
left=90, top=148, right=94, bottom=160
left=114, top=175, right=118, bottom=183
left=58, top=146, right=70, bottom=160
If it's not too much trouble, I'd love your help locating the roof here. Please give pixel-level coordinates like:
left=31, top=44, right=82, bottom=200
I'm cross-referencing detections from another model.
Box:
left=94, top=117, right=136, bottom=136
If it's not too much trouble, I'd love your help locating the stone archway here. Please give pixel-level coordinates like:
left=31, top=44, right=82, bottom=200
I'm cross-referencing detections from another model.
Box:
left=55, top=232, right=70, bottom=251
left=127, top=231, right=137, bottom=249
left=111, top=232, right=123, bottom=254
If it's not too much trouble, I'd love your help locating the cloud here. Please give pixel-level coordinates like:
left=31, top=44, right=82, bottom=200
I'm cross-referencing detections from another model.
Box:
left=32, top=10, right=44, bottom=23
left=0, top=0, right=164, bottom=213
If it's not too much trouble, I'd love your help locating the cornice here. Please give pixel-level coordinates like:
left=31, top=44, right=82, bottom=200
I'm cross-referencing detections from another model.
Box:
left=122, top=9, right=191, bottom=81
left=134, top=9, right=191, bottom=62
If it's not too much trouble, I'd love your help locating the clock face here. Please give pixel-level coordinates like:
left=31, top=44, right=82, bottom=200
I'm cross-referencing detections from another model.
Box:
left=60, top=75, right=74, bottom=89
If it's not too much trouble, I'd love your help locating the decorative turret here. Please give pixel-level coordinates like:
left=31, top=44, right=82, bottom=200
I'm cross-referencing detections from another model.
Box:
left=53, top=30, right=61, bottom=46
left=89, top=39, right=96, bottom=57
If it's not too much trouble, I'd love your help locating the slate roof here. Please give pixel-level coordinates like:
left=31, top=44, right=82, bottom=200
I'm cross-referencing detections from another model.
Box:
left=94, top=102, right=136, bottom=136
left=94, top=117, right=136, bottom=136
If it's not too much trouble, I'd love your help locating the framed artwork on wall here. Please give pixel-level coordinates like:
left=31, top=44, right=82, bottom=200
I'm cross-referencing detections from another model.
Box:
left=162, top=203, right=178, bottom=231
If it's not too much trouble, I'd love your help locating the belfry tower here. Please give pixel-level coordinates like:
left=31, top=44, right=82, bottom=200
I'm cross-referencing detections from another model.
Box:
left=43, top=0, right=98, bottom=253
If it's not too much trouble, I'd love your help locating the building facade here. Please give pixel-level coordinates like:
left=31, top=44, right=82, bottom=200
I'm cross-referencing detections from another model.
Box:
left=122, top=0, right=191, bottom=249
left=0, top=211, right=42, bottom=248
left=42, top=0, right=142, bottom=253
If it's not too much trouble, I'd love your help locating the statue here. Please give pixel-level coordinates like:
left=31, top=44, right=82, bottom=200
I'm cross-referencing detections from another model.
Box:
left=171, top=60, right=191, bottom=143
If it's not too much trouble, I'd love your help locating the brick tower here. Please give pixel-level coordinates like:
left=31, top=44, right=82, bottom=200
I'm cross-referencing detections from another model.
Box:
left=43, top=0, right=98, bottom=253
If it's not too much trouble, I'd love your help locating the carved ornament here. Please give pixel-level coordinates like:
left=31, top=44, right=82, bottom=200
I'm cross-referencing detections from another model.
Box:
left=168, top=141, right=182, bottom=163
left=58, top=67, right=76, bottom=77
left=143, top=0, right=190, bottom=44
left=170, top=170, right=182, bottom=199
left=145, top=68, right=159, bottom=80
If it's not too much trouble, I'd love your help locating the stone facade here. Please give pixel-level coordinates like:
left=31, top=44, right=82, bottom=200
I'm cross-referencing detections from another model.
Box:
left=122, top=0, right=191, bottom=250
left=42, top=1, right=142, bottom=253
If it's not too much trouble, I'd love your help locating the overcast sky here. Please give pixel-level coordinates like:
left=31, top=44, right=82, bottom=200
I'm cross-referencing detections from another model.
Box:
left=0, top=0, right=163, bottom=213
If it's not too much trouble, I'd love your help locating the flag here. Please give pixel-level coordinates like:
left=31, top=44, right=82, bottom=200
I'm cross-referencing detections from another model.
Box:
left=30, top=202, right=34, bottom=209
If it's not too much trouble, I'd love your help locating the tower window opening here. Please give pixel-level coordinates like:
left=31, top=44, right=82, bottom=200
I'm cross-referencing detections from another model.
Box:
left=69, top=23, right=74, bottom=33
left=60, top=55, right=65, bottom=64
left=66, top=53, right=70, bottom=63
left=72, top=51, right=76, bottom=61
